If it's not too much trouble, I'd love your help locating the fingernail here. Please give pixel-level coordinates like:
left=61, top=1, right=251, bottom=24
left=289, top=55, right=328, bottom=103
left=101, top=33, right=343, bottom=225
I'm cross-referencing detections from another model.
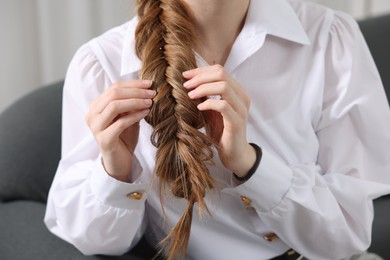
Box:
left=183, top=81, right=191, bottom=88
left=144, top=99, right=153, bottom=105
left=188, top=90, right=195, bottom=98
left=183, top=71, right=190, bottom=77
left=142, top=109, right=150, bottom=116
left=148, top=90, right=156, bottom=97
left=142, top=80, right=153, bottom=86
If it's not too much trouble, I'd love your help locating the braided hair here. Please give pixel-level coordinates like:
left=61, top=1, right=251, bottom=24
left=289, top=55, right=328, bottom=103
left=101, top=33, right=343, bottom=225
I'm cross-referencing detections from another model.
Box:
left=135, top=0, right=216, bottom=259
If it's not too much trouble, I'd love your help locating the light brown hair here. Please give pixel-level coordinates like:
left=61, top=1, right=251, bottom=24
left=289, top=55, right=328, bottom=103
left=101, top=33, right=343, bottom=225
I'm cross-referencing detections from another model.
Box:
left=135, top=0, right=216, bottom=259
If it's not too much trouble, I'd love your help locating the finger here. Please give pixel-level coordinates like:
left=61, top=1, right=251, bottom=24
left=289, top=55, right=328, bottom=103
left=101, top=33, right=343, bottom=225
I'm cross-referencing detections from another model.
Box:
left=184, top=65, right=251, bottom=114
left=197, top=99, right=241, bottom=130
left=188, top=81, right=233, bottom=104
left=182, top=64, right=223, bottom=79
left=86, top=87, right=154, bottom=129
left=183, top=65, right=225, bottom=90
left=98, top=109, right=150, bottom=150
left=89, top=98, right=153, bottom=134
left=184, top=66, right=250, bottom=106
left=119, top=80, right=153, bottom=89
left=91, top=80, right=154, bottom=114
left=92, top=88, right=155, bottom=117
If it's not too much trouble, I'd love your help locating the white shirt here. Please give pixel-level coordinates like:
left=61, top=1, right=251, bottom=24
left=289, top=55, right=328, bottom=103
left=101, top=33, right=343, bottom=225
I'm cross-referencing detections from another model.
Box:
left=44, top=0, right=390, bottom=259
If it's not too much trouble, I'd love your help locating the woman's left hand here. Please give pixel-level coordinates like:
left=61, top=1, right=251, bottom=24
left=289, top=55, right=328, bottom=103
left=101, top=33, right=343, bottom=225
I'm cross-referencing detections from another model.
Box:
left=183, top=64, right=256, bottom=178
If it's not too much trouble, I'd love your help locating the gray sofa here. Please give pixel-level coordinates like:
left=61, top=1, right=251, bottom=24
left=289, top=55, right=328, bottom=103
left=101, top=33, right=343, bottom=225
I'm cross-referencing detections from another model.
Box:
left=0, top=14, right=389, bottom=260
left=0, top=81, right=157, bottom=260
left=358, top=14, right=390, bottom=259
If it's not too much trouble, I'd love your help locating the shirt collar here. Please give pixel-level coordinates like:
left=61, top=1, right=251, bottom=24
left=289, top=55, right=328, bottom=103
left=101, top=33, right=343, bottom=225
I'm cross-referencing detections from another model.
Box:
left=121, top=0, right=310, bottom=76
left=246, top=0, right=311, bottom=45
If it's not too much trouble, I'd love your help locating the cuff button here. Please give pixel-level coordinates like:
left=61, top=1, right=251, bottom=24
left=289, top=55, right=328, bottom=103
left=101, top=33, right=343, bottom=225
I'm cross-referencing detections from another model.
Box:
left=240, top=195, right=252, bottom=206
left=240, top=195, right=254, bottom=209
left=127, top=192, right=143, bottom=200
left=263, top=232, right=279, bottom=242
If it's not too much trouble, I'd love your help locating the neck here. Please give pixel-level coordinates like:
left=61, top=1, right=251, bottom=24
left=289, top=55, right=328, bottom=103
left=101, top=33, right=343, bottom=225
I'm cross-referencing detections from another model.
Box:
left=184, top=0, right=250, bottom=65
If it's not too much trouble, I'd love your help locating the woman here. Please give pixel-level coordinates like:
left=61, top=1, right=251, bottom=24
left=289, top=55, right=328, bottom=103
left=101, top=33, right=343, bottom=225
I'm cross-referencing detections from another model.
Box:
left=45, top=0, right=390, bottom=259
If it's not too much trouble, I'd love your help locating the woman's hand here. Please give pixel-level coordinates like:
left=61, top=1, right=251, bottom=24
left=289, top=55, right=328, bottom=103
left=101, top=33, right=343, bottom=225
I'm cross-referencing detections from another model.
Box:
left=85, top=80, right=155, bottom=182
left=183, top=65, right=256, bottom=178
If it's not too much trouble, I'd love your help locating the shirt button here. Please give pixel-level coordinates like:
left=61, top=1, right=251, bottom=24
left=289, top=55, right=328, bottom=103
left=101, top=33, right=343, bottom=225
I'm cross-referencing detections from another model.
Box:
left=287, top=249, right=296, bottom=256
left=240, top=195, right=252, bottom=206
left=263, top=232, right=279, bottom=242
left=127, top=192, right=143, bottom=200
left=240, top=195, right=254, bottom=210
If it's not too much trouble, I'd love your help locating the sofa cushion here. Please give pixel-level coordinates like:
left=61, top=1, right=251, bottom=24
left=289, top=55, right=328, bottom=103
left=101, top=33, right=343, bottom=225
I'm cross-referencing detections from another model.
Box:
left=0, top=201, right=156, bottom=260
left=0, top=201, right=90, bottom=259
left=370, top=197, right=390, bottom=260
left=0, top=81, right=63, bottom=203
left=359, top=14, right=390, bottom=102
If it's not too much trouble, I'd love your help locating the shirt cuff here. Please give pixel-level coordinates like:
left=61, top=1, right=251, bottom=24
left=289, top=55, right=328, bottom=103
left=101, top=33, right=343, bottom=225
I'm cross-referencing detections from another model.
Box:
left=89, top=155, right=148, bottom=210
left=229, top=149, right=294, bottom=213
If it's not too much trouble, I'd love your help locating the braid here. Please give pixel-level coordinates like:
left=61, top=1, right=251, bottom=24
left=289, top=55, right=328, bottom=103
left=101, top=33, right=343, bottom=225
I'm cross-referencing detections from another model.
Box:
left=135, top=0, right=216, bottom=259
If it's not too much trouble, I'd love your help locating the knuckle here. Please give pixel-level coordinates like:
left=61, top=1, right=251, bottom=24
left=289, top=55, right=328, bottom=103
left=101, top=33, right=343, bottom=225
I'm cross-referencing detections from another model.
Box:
left=214, top=64, right=224, bottom=71
left=88, top=121, right=99, bottom=136
left=116, top=119, right=128, bottom=131
left=107, top=88, right=121, bottom=101
left=246, top=95, right=251, bottom=109
left=220, top=82, right=229, bottom=93
left=219, top=100, right=229, bottom=111
left=214, top=65, right=225, bottom=78
left=85, top=112, right=91, bottom=125
left=111, top=82, right=122, bottom=89
left=242, top=91, right=251, bottom=109
left=85, top=114, right=98, bottom=133
left=106, top=101, right=120, bottom=114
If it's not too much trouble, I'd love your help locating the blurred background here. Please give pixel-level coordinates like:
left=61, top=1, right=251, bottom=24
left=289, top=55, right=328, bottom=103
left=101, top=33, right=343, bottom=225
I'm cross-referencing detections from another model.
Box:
left=1, top=0, right=390, bottom=112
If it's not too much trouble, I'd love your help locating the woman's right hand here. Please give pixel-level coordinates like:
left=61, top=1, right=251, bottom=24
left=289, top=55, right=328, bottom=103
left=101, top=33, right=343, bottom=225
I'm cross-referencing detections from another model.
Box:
left=85, top=80, right=155, bottom=182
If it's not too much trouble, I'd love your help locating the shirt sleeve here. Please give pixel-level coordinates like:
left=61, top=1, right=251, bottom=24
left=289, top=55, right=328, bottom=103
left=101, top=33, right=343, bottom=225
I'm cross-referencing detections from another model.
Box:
left=226, top=12, right=390, bottom=260
left=44, top=43, right=148, bottom=256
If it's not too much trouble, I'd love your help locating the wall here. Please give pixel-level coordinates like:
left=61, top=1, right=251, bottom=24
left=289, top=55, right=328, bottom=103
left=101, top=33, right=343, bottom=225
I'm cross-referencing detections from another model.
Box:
left=0, top=0, right=134, bottom=112
left=312, top=0, right=390, bottom=19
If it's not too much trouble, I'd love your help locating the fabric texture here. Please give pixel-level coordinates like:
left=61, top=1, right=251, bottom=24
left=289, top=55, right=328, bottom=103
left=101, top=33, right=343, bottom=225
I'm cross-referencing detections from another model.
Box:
left=358, top=15, right=390, bottom=260
left=343, top=252, right=383, bottom=260
left=359, top=14, right=390, bottom=102
left=0, top=201, right=90, bottom=260
left=368, top=196, right=390, bottom=259
left=0, top=201, right=154, bottom=260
